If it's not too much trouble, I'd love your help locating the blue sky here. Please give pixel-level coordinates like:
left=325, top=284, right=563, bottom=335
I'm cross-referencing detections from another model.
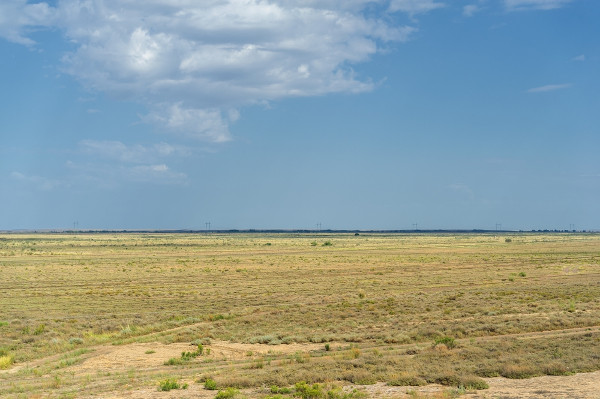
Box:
left=0, top=0, right=598, bottom=231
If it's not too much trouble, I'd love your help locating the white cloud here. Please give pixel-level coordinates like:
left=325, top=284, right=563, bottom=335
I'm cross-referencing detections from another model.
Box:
left=80, top=140, right=190, bottom=163
left=505, top=0, right=575, bottom=11
left=0, top=0, right=417, bottom=142
left=526, top=83, right=572, bottom=93
left=463, top=5, right=481, bottom=17
left=389, top=0, right=445, bottom=15
left=0, top=0, right=56, bottom=45
left=572, top=54, right=585, bottom=62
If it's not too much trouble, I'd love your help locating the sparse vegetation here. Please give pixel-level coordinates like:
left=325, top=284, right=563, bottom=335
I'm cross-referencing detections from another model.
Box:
left=0, top=232, right=599, bottom=398
left=158, top=378, right=187, bottom=391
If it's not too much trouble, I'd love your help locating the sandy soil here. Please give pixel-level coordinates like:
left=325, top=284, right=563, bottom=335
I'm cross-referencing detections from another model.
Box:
left=5, top=340, right=600, bottom=398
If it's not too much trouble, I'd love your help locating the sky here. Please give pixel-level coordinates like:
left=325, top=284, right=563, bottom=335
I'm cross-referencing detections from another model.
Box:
left=0, top=0, right=598, bottom=231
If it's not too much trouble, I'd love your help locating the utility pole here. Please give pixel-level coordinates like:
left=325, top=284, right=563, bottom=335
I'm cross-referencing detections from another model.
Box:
left=205, top=222, right=211, bottom=233
left=316, top=223, right=321, bottom=231
left=412, top=223, right=418, bottom=231
left=495, top=223, right=501, bottom=231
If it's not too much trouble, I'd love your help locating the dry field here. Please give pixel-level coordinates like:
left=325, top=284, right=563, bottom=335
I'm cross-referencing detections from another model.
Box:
left=0, top=232, right=599, bottom=398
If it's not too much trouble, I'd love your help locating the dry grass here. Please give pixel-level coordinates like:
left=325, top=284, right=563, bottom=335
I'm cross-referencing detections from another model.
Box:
left=0, top=232, right=599, bottom=398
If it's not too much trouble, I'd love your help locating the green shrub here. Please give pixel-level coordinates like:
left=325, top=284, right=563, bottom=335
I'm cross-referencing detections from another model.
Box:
left=324, top=343, right=330, bottom=351
left=214, top=387, right=241, bottom=399
left=322, top=241, right=333, bottom=247
left=158, top=378, right=187, bottom=391
left=434, top=336, right=456, bottom=349
left=295, top=381, right=324, bottom=399
left=33, top=324, right=46, bottom=335
left=205, top=378, right=218, bottom=390
left=164, top=357, right=184, bottom=365
left=0, top=355, right=14, bottom=369
left=271, top=385, right=292, bottom=394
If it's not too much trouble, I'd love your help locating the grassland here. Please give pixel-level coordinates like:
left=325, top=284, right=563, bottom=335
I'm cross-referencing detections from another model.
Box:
left=0, top=232, right=599, bottom=398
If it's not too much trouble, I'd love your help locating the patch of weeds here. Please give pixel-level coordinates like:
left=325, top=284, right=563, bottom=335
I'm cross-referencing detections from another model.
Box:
left=214, top=387, right=242, bottom=399
left=204, top=378, right=218, bottom=390
left=145, top=350, right=156, bottom=354
left=0, top=354, right=14, bottom=369
left=518, top=272, right=526, bottom=277
left=33, top=324, right=46, bottom=335
left=322, top=241, right=333, bottom=247
left=310, top=242, right=318, bottom=246
left=0, top=321, right=9, bottom=327
left=324, top=343, right=331, bottom=351
left=158, top=378, right=188, bottom=391
left=434, top=336, right=456, bottom=349
left=69, top=337, right=84, bottom=345
left=295, top=381, right=324, bottom=399
left=192, top=337, right=212, bottom=346
left=270, top=385, right=292, bottom=394
left=164, top=357, right=184, bottom=365
left=388, top=374, right=427, bottom=387
left=327, top=386, right=367, bottom=399
left=500, top=364, right=538, bottom=379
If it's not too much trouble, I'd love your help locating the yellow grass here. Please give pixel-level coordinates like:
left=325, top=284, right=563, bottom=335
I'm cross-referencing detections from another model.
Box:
left=0, top=232, right=599, bottom=398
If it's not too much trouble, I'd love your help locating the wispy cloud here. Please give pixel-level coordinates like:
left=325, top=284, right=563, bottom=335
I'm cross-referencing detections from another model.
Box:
left=10, top=171, right=66, bottom=191
left=79, top=140, right=190, bottom=164
left=505, top=0, right=575, bottom=11
left=463, top=5, right=481, bottom=17
left=389, top=0, right=445, bottom=15
left=572, top=54, right=586, bottom=62
left=526, top=83, right=572, bottom=93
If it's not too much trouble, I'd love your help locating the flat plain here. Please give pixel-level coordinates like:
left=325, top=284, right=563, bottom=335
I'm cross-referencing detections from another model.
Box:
left=1, top=232, right=599, bottom=398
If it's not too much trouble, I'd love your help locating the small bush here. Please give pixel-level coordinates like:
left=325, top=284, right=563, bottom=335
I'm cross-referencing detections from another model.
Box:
left=145, top=350, right=156, bottom=354
left=324, top=343, right=330, bottom=351
left=33, top=324, right=46, bottom=335
left=388, top=374, right=427, bottom=387
left=214, top=387, right=241, bottom=399
left=270, top=385, right=292, bottom=394
left=69, top=337, right=84, bottom=345
left=204, top=378, right=218, bottom=390
left=434, top=336, right=456, bottom=349
left=0, top=355, right=14, bottom=369
left=500, top=364, right=538, bottom=379
left=164, top=357, right=184, bottom=365
left=295, top=381, right=324, bottom=399
left=322, top=241, right=333, bottom=246
left=518, top=271, right=526, bottom=277
left=505, top=238, right=512, bottom=243
left=158, top=378, right=187, bottom=391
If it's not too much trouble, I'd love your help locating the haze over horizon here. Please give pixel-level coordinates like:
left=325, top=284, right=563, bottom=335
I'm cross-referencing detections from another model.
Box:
left=1, top=0, right=598, bottom=231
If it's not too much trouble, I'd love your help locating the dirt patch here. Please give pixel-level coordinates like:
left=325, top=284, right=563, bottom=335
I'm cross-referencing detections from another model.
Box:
left=75, top=340, right=327, bottom=375
left=477, top=370, right=600, bottom=399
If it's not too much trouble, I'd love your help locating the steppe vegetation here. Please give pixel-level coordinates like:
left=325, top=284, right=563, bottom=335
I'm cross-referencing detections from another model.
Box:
left=0, top=232, right=599, bottom=398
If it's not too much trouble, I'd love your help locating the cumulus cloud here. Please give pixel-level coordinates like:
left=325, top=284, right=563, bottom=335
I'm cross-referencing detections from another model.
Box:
left=0, top=0, right=419, bottom=142
left=505, top=0, right=575, bottom=11
left=526, top=83, right=572, bottom=93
